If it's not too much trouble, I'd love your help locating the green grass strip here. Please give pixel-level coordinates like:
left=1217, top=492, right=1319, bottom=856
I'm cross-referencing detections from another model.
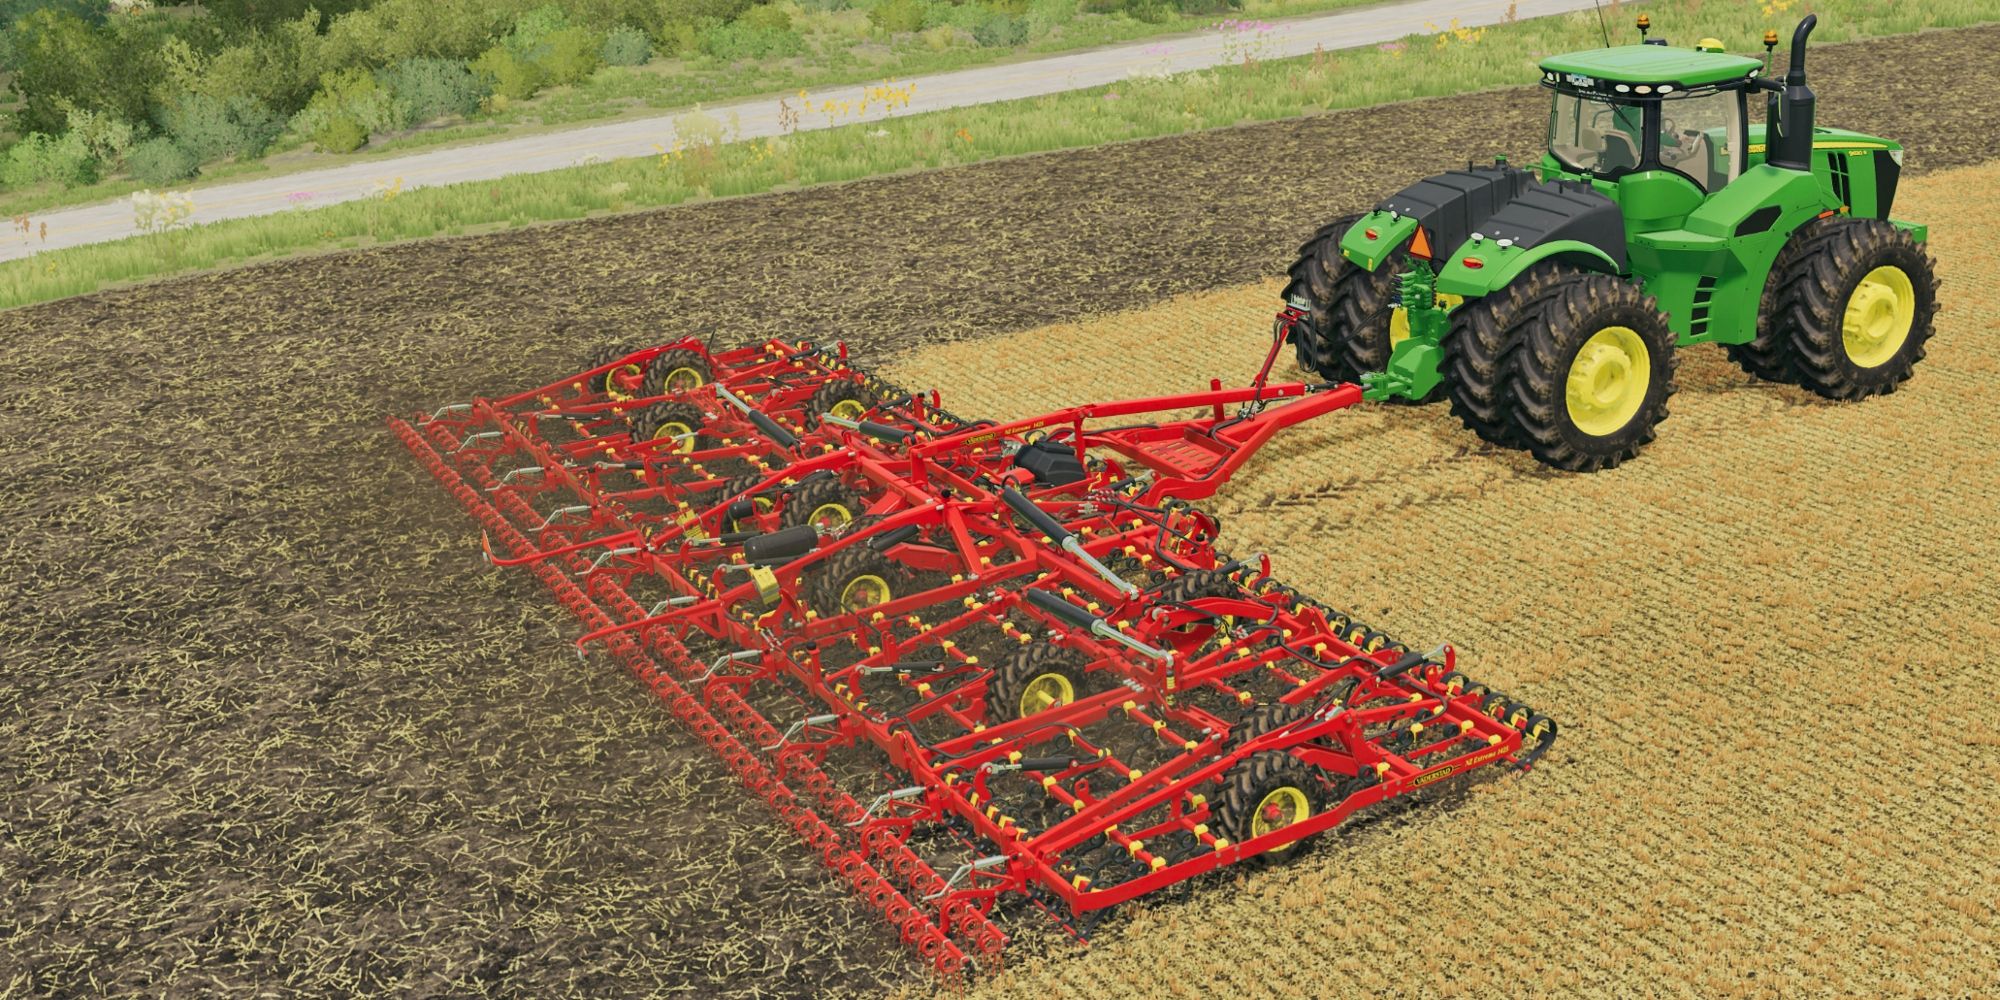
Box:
left=2, top=0, right=1991, bottom=311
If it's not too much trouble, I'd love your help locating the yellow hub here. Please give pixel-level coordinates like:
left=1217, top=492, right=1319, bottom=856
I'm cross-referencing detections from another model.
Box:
left=651, top=420, right=696, bottom=454
left=603, top=363, right=643, bottom=400
left=1017, top=672, right=1076, bottom=717
left=660, top=365, right=706, bottom=394
left=1841, top=265, right=1916, bottom=368
left=806, top=502, right=853, bottom=531
left=838, top=574, right=891, bottom=613
left=830, top=399, right=869, bottom=422
left=1388, top=292, right=1464, bottom=348
left=1250, top=785, right=1311, bottom=839
left=1564, top=325, right=1651, bottom=437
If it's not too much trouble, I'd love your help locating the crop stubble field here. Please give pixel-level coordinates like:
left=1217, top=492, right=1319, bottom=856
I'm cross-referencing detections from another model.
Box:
left=1, top=24, right=1996, bottom=1000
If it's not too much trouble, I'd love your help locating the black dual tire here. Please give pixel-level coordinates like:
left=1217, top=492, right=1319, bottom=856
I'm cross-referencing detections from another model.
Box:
left=1281, top=214, right=1430, bottom=398
left=986, top=645, right=1089, bottom=722
left=584, top=344, right=641, bottom=398
left=805, top=379, right=880, bottom=431
left=640, top=348, right=712, bottom=399
left=630, top=400, right=710, bottom=451
left=804, top=543, right=901, bottom=619
left=1442, top=264, right=1678, bottom=472
left=1212, top=697, right=1327, bottom=866
left=1732, top=217, right=1938, bottom=399
left=781, top=477, right=864, bottom=531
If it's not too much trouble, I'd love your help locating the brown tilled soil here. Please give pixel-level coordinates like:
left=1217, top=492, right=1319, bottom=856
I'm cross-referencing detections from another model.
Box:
left=890, top=162, right=2000, bottom=999
left=2, top=23, right=1998, bottom=1000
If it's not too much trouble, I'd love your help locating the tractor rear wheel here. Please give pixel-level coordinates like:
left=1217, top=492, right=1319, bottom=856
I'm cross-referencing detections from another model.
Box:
left=1283, top=215, right=1435, bottom=398
left=1439, top=263, right=1577, bottom=449
left=1763, top=218, right=1938, bottom=400
left=987, top=645, right=1089, bottom=721
left=1503, top=271, right=1679, bottom=472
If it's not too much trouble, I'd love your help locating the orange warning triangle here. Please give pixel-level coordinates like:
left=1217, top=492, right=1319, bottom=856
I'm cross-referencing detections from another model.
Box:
left=1409, top=225, right=1433, bottom=260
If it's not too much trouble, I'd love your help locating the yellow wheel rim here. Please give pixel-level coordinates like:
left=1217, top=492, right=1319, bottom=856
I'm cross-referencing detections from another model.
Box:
left=1564, top=325, right=1651, bottom=437
left=1387, top=293, right=1463, bottom=349
left=661, top=365, right=705, bottom=394
left=1017, top=671, right=1076, bottom=717
left=838, top=573, right=891, bottom=613
left=652, top=420, right=696, bottom=454
left=830, top=399, right=868, bottom=422
left=1250, top=785, right=1311, bottom=839
left=603, top=363, right=642, bottom=400
left=1841, top=265, right=1916, bottom=368
left=807, top=503, right=852, bottom=531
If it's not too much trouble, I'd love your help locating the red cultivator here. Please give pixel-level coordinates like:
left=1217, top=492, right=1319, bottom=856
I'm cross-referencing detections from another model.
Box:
left=390, top=330, right=1557, bottom=976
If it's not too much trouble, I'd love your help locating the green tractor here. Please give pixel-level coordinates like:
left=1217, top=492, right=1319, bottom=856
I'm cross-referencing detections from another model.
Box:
left=1282, top=14, right=1938, bottom=471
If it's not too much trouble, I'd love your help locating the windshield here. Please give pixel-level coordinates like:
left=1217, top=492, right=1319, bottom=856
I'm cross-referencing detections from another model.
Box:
left=1549, top=91, right=1646, bottom=175
left=1657, top=89, right=1744, bottom=192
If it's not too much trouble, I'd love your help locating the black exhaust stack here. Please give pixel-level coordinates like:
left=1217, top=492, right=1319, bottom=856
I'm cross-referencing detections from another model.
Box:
left=1767, top=15, right=1817, bottom=171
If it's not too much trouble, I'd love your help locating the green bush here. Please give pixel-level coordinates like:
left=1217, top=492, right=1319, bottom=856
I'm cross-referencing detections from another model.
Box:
left=655, top=0, right=757, bottom=31
left=291, top=68, right=407, bottom=153
left=1023, top=0, right=1075, bottom=34
left=163, top=93, right=286, bottom=164
left=124, top=136, right=198, bottom=184
left=699, top=19, right=803, bottom=59
left=536, top=25, right=605, bottom=85
left=378, top=58, right=485, bottom=127
left=868, top=0, right=926, bottom=33
left=738, top=2, right=793, bottom=31
left=970, top=7, right=1026, bottom=46
left=62, top=107, right=135, bottom=165
left=0, top=131, right=98, bottom=188
left=472, top=43, right=548, bottom=100
left=601, top=23, right=653, bottom=64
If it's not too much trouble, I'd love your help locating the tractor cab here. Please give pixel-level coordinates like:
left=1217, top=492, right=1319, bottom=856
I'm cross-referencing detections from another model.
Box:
left=1537, top=42, right=1764, bottom=195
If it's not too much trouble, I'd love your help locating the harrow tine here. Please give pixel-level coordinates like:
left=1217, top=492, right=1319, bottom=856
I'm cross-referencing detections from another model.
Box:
left=450, top=429, right=505, bottom=453
left=923, top=856, right=1010, bottom=901
left=766, top=713, right=840, bottom=751
left=848, top=786, right=928, bottom=827
left=700, top=649, right=762, bottom=681
left=583, top=546, right=642, bottom=574
left=530, top=504, right=594, bottom=533
left=426, top=402, right=472, bottom=423
left=486, top=467, right=547, bottom=490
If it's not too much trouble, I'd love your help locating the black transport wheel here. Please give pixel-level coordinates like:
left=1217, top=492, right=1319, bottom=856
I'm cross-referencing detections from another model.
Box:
left=640, top=348, right=712, bottom=399
left=717, top=473, right=775, bottom=532
left=1439, top=262, right=1577, bottom=449
left=805, top=379, right=880, bottom=431
left=584, top=343, right=641, bottom=399
left=630, top=401, right=709, bottom=454
left=1282, top=214, right=1416, bottom=390
left=1504, top=271, right=1679, bottom=472
left=1211, top=749, right=1327, bottom=866
left=781, top=477, right=864, bottom=532
left=986, top=645, right=1089, bottom=721
left=804, top=543, right=901, bottom=619
left=1767, top=217, right=1939, bottom=400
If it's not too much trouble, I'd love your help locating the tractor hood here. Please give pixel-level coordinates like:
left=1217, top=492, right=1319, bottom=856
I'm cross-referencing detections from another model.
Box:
left=1338, top=168, right=1628, bottom=291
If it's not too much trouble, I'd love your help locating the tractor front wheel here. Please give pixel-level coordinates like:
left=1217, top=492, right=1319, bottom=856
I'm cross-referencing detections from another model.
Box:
left=1764, top=218, right=1938, bottom=400
left=1504, top=272, right=1678, bottom=472
left=1440, top=263, right=1577, bottom=449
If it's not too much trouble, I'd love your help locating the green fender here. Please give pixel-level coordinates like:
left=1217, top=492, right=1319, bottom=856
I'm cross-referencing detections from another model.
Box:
left=1335, top=211, right=1419, bottom=273
left=1434, top=238, right=1623, bottom=298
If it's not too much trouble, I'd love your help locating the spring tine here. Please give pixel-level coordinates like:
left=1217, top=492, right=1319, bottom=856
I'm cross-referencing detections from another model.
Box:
left=700, top=649, right=761, bottom=682
left=848, top=786, right=927, bottom=827
left=426, top=403, right=472, bottom=423
left=647, top=595, right=699, bottom=616
left=922, top=855, right=1009, bottom=901
left=450, top=430, right=504, bottom=453
left=487, top=467, right=547, bottom=491
left=765, top=713, right=840, bottom=751
left=584, top=546, right=641, bottom=573
left=530, top=504, right=593, bottom=532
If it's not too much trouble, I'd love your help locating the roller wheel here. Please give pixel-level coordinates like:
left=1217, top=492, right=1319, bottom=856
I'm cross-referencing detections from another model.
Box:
left=1764, top=217, right=1938, bottom=400
left=1211, top=750, right=1326, bottom=865
left=782, top=477, right=864, bottom=533
left=1280, top=215, right=1394, bottom=384
left=806, top=379, right=880, bottom=431
left=1503, top=270, right=1678, bottom=472
left=640, top=348, right=712, bottom=398
left=986, top=645, right=1089, bottom=721
left=584, top=344, right=642, bottom=399
left=630, top=401, right=709, bottom=454
left=805, top=542, right=902, bottom=619
left=1440, top=262, right=1577, bottom=448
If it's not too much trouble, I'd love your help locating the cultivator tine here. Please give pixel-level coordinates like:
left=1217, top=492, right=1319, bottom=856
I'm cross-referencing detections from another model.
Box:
left=393, top=333, right=1557, bottom=977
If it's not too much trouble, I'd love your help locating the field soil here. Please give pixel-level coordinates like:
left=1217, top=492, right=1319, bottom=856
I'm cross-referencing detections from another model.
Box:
left=892, top=160, right=2000, bottom=998
left=2, top=23, right=1998, bottom=1000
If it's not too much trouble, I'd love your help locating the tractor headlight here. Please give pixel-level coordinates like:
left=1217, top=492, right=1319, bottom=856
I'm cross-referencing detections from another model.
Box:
left=1889, top=148, right=1905, bottom=167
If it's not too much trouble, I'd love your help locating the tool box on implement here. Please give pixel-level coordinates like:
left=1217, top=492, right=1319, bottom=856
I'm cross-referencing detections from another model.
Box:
left=389, top=326, right=1557, bottom=976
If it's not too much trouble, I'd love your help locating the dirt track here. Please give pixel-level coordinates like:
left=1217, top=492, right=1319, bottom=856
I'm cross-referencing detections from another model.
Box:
left=892, top=161, right=2000, bottom=998
left=2, top=23, right=1998, bottom=1000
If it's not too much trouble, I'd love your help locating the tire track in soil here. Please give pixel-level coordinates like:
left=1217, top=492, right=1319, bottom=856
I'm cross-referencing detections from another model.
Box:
left=1, top=23, right=1997, bottom=1000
